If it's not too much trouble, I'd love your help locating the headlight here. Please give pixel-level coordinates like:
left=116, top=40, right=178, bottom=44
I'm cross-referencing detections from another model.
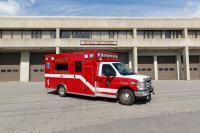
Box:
left=130, top=82, right=136, bottom=85
left=137, top=82, right=145, bottom=90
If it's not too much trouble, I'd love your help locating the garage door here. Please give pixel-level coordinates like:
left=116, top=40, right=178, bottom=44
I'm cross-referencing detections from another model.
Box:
left=0, top=53, right=20, bottom=82
left=116, top=52, right=129, bottom=67
left=158, top=56, right=177, bottom=80
left=138, top=56, right=154, bottom=79
left=30, top=53, right=46, bottom=82
left=190, top=56, right=200, bottom=80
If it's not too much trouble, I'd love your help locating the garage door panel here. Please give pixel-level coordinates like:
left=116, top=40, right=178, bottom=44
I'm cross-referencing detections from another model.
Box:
left=138, top=56, right=154, bottom=79
left=158, top=64, right=177, bottom=80
left=190, top=56, right=200, bottom=80
left=30, top=52, right=53, bottom=82
left=0, top=65, right=20, bottom=81
left=190, top=64, right=200, bottom=80
left=158, top=56, right=177, bottom=80
left=30, top=65, right=44, bottom=81
left=0, top=53, right=20, bottom=82
left=138, top=64, right=154, bottom=79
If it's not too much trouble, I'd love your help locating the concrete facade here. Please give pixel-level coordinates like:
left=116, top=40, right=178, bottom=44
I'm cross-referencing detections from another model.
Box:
left=0, top=17, right=200, bottom=81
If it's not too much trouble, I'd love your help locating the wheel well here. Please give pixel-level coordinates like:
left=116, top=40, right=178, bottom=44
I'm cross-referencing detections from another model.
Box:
left=117, top=86, right=134, bottom=98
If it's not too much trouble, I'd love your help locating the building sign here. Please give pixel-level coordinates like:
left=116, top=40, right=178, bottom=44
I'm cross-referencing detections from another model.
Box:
left=80, top=40, right=117, bottom=45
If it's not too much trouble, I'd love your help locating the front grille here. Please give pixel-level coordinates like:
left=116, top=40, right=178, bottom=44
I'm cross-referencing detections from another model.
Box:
left=144, top=77, right=152, bottom=90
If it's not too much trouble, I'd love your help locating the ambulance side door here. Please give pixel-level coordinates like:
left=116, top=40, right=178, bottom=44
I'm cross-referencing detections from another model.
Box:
left=96, top=63, right=117, bottom=89
left=67, top=53, right=84, bottom=94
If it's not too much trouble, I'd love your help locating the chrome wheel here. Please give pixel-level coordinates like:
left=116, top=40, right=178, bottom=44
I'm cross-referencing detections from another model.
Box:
left=121, top=92, right=131, bottom=103
left=118, top=89, right=135, bottom=105
left=58, top=85, right=66, bottom=97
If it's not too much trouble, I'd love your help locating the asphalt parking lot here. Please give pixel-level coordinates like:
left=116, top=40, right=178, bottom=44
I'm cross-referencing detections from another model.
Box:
left=0, top=81, right=200, bottom=133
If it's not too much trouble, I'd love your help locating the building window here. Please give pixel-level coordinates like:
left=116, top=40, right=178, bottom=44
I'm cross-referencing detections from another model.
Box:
left=100, top=31, right=109, bottom=39
left=61, top=31, right=71, bottom=38
left=109, top=31, right=115, bottom=38
left=75, top=61, right=82, bottom=72
left=153, top=31, right=162, bottom=38
left=72, top=31, right=91, bottom=38
left=72, top=31, right=81, bottom=38
left=50, top=31, right=56, bottom=38
left=144, top=30, right=154, bottom=38
left=21, top=31, right=24, bottom=39
left=11, top=31, right=13, bottom=38
left=81, top=31, right=91, bottom=38
left=92, top=31, right=101, bottom=39
left=165, top=31, right=171, bottom=38
left=55, top=64, right=68, bottom=71
left=0, top=31, right=2, bottom=38
left=32, top=31, right=42, bottom=38
left=60, top=30, right=133, bottom=39
left=188, top=30, right=199, bottom=38
left=138, top=30, right=160, bottom=39
left=118, top=31, right=126, bottom=38
left=126, top=31, right=133, bottom=38
left=165, top=30, right=182, bottom=39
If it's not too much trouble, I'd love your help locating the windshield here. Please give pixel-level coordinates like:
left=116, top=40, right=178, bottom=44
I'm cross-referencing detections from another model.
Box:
left=113, top=63, right=134, bottom=76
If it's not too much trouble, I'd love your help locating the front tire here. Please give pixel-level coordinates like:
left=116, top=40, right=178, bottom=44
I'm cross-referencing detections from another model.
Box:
left=57, top=85, right=67, bottom=97
left=146, top=94, right=151, bottom=102
left=118, top=89, right=135, bottom=105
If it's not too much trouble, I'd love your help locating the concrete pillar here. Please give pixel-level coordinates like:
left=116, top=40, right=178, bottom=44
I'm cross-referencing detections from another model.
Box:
left=184, top=28, right=188, bottom=38
left=56, top=28, right=60, bottom=38
left=132, top=47, right=138, bottom=73
left=20, top=52, right=30, bottom=82
left=154, top=55, right=158, bottom=80
left=183, top=47, right=190, bottom=80
left=56, top=28, right=61, bottom=54
left=133, top=28, right=137, bottom=39
left=128, top=50, right=133, bottom=69
left=176, top=55, right=181, bottom=80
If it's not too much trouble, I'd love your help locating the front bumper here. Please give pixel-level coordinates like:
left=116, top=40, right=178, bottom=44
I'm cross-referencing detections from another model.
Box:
left=134, top=87, right=154, bottom=97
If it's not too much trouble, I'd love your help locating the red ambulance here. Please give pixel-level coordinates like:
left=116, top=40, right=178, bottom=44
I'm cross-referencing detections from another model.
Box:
left=45, top=50, right=154, bottom=105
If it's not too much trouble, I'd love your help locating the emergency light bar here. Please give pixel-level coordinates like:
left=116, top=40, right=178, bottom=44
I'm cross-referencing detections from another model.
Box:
left=96, top=52, right=118, bottom=59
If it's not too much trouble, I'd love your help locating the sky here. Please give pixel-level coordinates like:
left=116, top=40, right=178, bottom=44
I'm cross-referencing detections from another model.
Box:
left=0, top=0, right=200, bottom=17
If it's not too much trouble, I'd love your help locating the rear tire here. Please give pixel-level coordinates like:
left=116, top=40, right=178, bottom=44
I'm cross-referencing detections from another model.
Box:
left=57, top=85, right=67, bottom=97
left=118, top=89, right=135, bottom=105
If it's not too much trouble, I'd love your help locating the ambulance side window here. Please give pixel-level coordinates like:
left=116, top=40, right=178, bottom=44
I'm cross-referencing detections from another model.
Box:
left=55, top=64, right=68, bottom=71
left=75, top=61, right=82, bottom=72
left=102, top=64, right=116, bottom=76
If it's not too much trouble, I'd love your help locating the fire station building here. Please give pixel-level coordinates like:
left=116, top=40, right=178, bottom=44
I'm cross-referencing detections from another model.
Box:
left=0, top=17, right=200, bottom=82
